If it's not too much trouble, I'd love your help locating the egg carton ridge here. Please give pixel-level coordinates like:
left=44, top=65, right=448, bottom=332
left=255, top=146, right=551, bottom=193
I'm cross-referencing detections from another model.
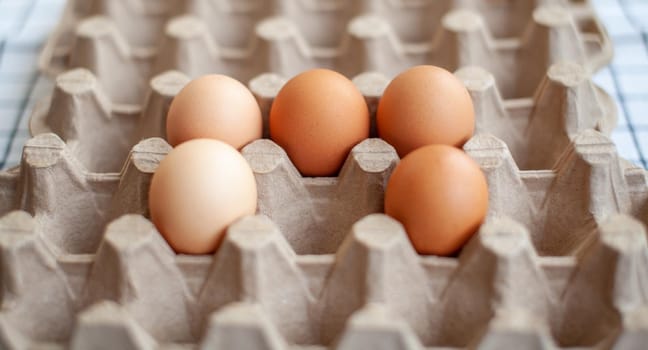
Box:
left=41, top=0, right=610, bottom=72
left=465, top=130, right=648, bottom=256
left=0, top=211, right=647, bottom=348
left=0, top=134, right=168, bottom=256
left=38, top=1, right=611, bottom=108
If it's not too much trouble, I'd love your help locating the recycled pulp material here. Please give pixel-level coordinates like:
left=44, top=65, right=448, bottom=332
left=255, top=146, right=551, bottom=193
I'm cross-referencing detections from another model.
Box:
left=39, top=0, right=612, bottom=110
left=0, top=126, right=646, bottom=348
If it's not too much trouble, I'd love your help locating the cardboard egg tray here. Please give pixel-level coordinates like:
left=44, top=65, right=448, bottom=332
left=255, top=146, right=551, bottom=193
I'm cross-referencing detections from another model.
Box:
left=1, top=130, right=647, bottom=349
left=39, top=0, right=612, bottom=110
left=2, top=0, right=648, bottom=349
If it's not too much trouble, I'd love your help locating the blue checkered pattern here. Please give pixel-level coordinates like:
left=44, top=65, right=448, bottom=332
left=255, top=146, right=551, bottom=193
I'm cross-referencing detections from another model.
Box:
left=592, top=0, right=648, bottom=168
left=0, top=0, right=64, bottom=169
left=0, top=0, right=646, bottom=170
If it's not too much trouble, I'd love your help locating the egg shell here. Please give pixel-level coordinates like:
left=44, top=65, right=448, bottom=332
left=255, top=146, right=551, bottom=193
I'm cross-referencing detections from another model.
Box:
left=166, top=74, right=262, bottom=149
left=148, top=139, right=257, bottom=254
left=384, top=144, right=488, bottom=256
left=269, top=69, right=370, bottom=177
left=377, top=65, right=475, bottom=157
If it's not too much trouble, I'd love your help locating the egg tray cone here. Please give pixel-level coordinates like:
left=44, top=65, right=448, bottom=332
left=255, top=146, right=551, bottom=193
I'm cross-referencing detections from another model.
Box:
left=1, top=115, right=648, bottom=348
left=29, top=61, right=617, bottom=174
left=38, top=0, right=612, bottom=110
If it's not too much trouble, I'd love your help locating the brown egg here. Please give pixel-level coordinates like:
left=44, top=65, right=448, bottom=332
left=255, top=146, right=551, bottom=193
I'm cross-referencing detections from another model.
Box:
left=166, top=74, right=262, bottom=149
left=269, top=69, right=370, bottom=176
left=385, top=145, right=488, bottom=256
left=377, top=65, right=475, bottom=157
left=149, top=139, right=257, bottom=254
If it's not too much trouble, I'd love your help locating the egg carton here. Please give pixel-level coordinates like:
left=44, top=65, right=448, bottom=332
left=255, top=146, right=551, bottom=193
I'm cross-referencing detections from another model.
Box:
left=0, top=127, right=647, bottom=349
left=43, top=0, right=605, bottom=51
left=10, top=0, right=644, bottom=348
left=29, top=60, right=617, bottom=175
left=38, top=0, right=612, bottom=110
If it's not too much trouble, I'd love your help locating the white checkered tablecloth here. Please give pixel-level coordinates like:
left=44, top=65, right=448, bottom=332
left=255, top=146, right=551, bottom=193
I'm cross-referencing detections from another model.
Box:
left=0, top=0, right=646, bottom=170
left=0, top=0, right=65, bottom=169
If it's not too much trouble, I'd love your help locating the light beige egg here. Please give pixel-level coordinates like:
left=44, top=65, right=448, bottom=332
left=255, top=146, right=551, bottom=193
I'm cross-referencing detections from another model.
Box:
left=148, top=139, right=257, bottom=254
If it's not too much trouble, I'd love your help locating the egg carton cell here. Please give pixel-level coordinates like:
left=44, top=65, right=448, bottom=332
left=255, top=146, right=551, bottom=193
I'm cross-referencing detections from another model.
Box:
left=38, top=0, right=611, bottom=109
left=0, top=134, right=168, bottom=256
left=0, top=207, right=647, bottom=348
left=29, top=69, right=188, bottom=173
left=458, top=61, right=618, bottom=171
left=242, top=138, right=398, bottom=254
left=466, top=130, right=648, bottom=256
left=29, top=61, right=615, bottom=175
